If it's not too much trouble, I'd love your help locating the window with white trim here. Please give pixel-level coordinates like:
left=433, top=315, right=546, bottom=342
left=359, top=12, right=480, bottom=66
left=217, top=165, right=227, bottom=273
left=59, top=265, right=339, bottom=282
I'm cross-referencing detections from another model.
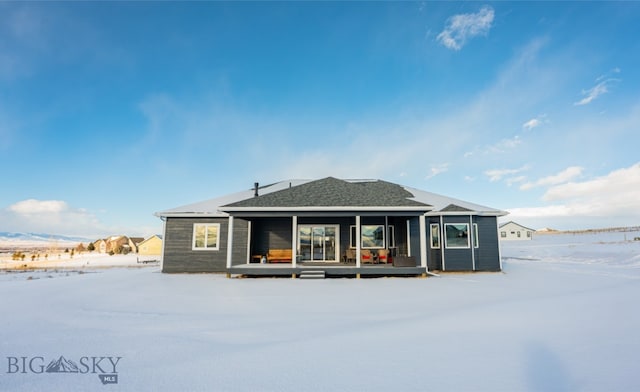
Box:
left=501, top=231, right=506, bottom=238
left=350, top=225, right=386, bottom=248
left=192, top=223, right=220, bottom=250
left=361, top=225, right=384, bottom=248
left=430, top=223, right=440, bottom=249
left=445, top=223, right=469, bottom=248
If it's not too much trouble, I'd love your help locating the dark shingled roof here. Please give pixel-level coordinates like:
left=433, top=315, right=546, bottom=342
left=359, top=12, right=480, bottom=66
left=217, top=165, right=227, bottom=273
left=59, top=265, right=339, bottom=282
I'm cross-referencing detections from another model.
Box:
left=223, top=177, right=431, bottom=209
left=440, top=203, right=473, bottom=212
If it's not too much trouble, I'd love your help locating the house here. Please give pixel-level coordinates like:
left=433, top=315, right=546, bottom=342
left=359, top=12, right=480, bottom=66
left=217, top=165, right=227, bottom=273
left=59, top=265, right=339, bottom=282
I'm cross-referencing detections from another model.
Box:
left=93, top=235, right=141, bottom=254
left=128, top=237, right=145, bottom=253
left=138, top=235, right=163, bottom=256
left=155, top=177, right=508, bottom=278
left=93, top=239, right=107, bottom=253
left=499, top=221, right=535, bottom=240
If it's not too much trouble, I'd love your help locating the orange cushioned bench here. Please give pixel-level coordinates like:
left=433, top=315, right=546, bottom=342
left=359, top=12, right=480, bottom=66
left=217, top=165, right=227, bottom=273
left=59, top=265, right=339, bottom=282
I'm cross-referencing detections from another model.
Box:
left=266, top=249, right=293, bottom=263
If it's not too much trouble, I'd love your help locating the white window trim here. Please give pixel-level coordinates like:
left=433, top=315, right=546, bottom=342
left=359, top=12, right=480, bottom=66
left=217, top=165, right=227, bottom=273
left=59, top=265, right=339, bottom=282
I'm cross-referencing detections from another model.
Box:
left=444, top=223, right=470, bottom=249
left=351, top=224, right=390, bottom=249
left=430, top=223, right=440, bottom=249
left=387, top=225, right=396, bottom=248
left=192, top=223, right=221, bottom=251
left=361, top=224, right=385, bottom=249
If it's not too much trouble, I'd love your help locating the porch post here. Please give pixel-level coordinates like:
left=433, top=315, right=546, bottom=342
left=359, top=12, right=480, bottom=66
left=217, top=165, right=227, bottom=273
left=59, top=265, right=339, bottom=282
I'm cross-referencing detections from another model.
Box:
left=355, top=215, right=361, bottom=271
left=419, top=215, right=428, bottom=274
left=292, top=215, right=298, bottom=268
left=440, top=215, right=446, bottom=271
left=226, top=216, right=234, bottom=278
left=246, top=220, right=252, bottom=264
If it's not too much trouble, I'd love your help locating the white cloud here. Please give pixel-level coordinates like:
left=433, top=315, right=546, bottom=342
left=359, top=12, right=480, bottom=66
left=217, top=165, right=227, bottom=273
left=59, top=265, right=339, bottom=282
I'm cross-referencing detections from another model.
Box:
left=505, top=176, right=527, bottom=187
left=522, top=114, right=547, bottom=131
left=507, top=162, right=640, bottom=228
left=520, top=166, right=583, bottom=190
left=465, top=135, right=522, bottom=157
left=2, top=199, right=106, bottom=237
left=9, top=199, right=68, bottom=214
left=574, top=75, right=620, bottom=106
left=437, top=5, right=495, bottom=51
left=425, top=163, right=450, bottom=180
left=522, top=118, right=540, bottom=130
left=542, top=163, right=639, bottom=203
left=484, top=165, right=530, bottom=182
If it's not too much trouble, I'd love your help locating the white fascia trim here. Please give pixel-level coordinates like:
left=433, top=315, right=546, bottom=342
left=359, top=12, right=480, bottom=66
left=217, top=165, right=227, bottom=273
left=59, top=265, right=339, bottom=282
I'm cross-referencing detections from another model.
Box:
left=222, top=206, right=432, bottom=212
left=424, top=211, right=507, bottom=217
left=156, top=211, right=229, bottom=218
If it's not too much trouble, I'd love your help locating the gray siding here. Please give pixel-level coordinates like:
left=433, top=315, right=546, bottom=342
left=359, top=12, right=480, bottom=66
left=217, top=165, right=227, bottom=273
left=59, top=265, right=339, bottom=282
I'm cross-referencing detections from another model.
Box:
left=474, top=216, right=501, bottom=271
left=231, top=218, right=250, bottom=266
left=163, top=217, right=230, bottom=273
left=442, top=216, right=473, bottom=271
left=408, top=217, right=421, bottom=267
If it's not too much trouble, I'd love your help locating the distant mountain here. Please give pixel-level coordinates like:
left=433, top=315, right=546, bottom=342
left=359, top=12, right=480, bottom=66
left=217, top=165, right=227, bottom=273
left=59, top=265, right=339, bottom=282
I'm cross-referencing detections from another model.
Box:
left=0, top=232, right=93, bottom=248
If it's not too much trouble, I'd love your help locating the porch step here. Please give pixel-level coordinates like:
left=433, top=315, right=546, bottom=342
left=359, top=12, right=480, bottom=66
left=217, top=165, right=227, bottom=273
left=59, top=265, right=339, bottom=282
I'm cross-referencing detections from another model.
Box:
left=299, top=270, right=326, bottom=279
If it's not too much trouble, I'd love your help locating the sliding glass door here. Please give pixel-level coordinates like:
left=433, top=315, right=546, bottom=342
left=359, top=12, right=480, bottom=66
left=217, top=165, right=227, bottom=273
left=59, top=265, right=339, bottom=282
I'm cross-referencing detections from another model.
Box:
left=298, top=225, right=338, bottom=262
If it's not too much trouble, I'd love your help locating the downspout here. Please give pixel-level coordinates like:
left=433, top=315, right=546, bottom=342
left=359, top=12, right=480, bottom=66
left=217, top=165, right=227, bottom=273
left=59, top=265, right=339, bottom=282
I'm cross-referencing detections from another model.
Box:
left=355, top=215, right=361, bottom=278
left=226, top=216, right=234, bottom=278
left=470, top=214, right=475, bottom=271
left=497, top=217, right=504, bottom=271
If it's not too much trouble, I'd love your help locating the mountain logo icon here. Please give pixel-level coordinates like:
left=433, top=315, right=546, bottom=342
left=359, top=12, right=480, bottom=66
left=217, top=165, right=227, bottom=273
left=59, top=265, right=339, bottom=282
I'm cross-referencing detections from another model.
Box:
left=45, top=356, right=80, bottom=373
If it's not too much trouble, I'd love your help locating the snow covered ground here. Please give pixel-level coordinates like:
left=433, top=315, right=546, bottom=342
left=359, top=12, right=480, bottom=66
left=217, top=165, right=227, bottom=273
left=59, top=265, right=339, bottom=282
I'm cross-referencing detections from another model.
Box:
left=0, top=231, right=638, bottom=391
left=0, top=252, right=158, bottom=274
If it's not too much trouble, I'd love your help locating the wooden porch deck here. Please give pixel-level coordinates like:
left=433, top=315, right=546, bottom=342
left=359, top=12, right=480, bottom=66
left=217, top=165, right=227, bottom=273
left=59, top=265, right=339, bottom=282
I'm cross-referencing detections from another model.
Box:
left=229, top=262, right=426, bottom=278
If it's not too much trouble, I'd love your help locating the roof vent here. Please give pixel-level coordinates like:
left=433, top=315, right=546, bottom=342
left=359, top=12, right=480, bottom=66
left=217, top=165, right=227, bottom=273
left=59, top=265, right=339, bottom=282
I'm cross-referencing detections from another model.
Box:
left=254, top=182, right=259, bottom=197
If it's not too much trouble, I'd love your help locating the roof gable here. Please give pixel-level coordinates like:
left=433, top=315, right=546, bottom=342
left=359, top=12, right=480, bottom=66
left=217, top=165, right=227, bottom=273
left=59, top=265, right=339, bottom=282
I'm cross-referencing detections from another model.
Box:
left=499, top=221, right=535, bottom=231
left=440, top=203, right=473, bottom=212
left=223, top=177, right=431, bottom=209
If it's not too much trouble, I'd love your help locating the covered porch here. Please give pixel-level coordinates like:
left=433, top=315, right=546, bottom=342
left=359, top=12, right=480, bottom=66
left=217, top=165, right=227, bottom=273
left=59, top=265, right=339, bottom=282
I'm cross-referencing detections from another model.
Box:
left=225, top=212, right=430, bottom=278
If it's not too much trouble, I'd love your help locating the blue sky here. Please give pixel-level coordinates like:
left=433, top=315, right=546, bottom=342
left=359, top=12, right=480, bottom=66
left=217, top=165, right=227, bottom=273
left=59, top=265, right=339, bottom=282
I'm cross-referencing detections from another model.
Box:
left=1, top=2, right=639, bottom=237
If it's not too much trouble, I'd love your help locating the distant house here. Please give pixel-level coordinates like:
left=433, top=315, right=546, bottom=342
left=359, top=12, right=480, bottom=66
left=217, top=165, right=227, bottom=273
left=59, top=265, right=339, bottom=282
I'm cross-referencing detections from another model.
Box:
left=128, top=237, right=145, bottom=253
left=155, top=177, right=508, bottom=278
left=499, top=221, right=535, bottom=240
left=93, top=239, right=107, bottom=253
left=92, top=235, right=143, bottom=254
left=138, top=235, right=162, bottom=256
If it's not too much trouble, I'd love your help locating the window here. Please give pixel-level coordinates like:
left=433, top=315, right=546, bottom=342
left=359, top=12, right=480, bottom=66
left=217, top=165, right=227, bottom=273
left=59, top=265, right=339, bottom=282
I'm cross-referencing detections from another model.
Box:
left=361, top=225, right=384, bottom=248
left=527, top=231, right=532, bottom=238
left=192, top=223, right=220, bottom=250
left=445, top=223, right=469, bottom=248
left=473, top=223, right=479, bottom=248
left=517, top=231, right=521, bottom=238
left=350, top=224, right=390, bottom=249
left=430, top=223, right=440, bottom=249
left=501, top=231, right=506, bottom=238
